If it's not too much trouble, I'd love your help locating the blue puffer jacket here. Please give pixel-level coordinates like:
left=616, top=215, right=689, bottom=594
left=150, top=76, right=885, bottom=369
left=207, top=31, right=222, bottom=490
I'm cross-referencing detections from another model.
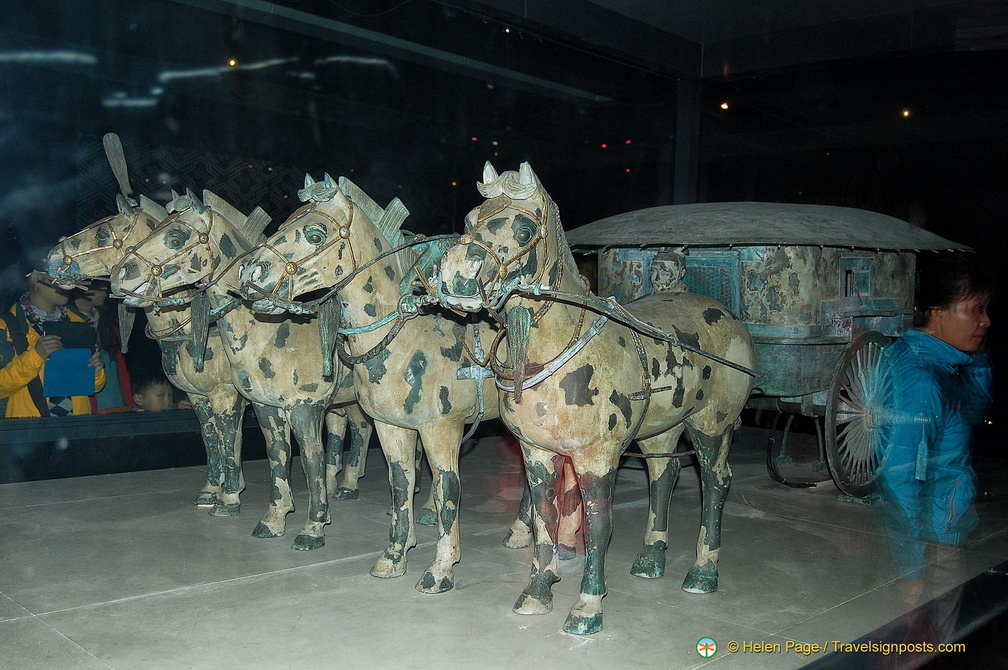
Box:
left=878, top=329, right=992, bottom=579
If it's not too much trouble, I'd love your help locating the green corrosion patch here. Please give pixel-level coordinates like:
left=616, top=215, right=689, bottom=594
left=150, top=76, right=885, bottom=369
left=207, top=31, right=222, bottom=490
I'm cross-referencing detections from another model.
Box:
left=388, top=460, right=411, bottom=542
left=702, top=308, right=723, bottom=325
left=608, top=390, right=632, bottom=428
left=219, top=233, right=237, bottom=259
left=617, top=336, right=626, bottom=348
left=373, top=236, right=384, bottom=252
left=702, top=365, right=712, bottom=380
left=300, top=382, right=319, bottom=392
left=160, top=340, right=182, bottom=376
left=363, top=276, right=374, bottom=294
left=362, top=347, right=392, bottom=383
left=273, top=322, right=291, bottom=348
left=579, top=469, right=617, bottom=596
left=440, top=339, right=464, bottom=362
left=403, top=351, right=428, bottom=413
left=439, top=386, right=452, bottom=414
left=559, top=364, right=598, bottom=406
left=259, top=357, right=276, bottom=379
left=237, top=369, right=253, bottom=393
left=608, top=413, right=617, bottom=430
left=364, top=303, right=378, bottom=317
left=384, top=265, right=396, bottom=281
left=437, top=468, right=461, bottom=531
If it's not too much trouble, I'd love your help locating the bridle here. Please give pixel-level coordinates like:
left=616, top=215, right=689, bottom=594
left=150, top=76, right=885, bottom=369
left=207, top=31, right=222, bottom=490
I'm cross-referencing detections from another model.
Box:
left=452, top=194, right=564, bottom=324
left=245, top=200, right=358, bottom=309
left=52, top=208, right=150, bottom=283
left=115, top=207, right=216, bottom=303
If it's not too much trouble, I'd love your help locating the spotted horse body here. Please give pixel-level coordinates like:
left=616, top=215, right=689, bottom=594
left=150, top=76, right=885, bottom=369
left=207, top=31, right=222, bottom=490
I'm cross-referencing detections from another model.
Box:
left=111, top=188, right=365, bottom=550
left=437, top=162, right=756, bottom=634
left=238, top=174, right=512, bottom=593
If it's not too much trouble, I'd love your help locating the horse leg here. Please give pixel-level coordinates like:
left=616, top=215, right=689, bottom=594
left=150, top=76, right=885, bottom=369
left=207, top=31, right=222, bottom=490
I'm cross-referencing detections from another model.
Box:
left=416, top=439, right=438, bottom=525
left=289, top=404, right=330, bottom=550
left=371, top=423, right=419, bottom=579
left=415, top=423, right=463, bottom=594
left=334, top=406, right=373, bottom=500
left=323, top=409, right=350, bottom=498
left=681, top=426, right=734, bottom=594
left=503, top=480, right=533, bottom=548
left=190, top=395, right=223, bottom=506
left=630, top=427, right=685, bottom=578
left=563, top=455, right=619, bottom=636
left=513, top=444, right=564, bottom=616
left=251, top=404, right=294, bottom=539
left=209, top=390, right=248, bottom=517
left=557, top=460, right=582, bottom=559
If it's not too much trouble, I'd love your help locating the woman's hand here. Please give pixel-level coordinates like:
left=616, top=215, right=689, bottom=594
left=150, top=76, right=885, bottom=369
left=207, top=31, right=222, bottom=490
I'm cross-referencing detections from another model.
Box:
left=89, top=349, right=104, bottom=370
left=34, top=335, right=63, bottom=360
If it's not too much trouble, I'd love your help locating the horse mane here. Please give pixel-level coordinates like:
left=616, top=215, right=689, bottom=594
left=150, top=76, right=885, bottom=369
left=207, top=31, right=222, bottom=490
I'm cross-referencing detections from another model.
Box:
left=337, top=176, right=413, bottom=277
left=203, top=190, right=272, bottom=245
left=138, top=194, right=168, bottom=221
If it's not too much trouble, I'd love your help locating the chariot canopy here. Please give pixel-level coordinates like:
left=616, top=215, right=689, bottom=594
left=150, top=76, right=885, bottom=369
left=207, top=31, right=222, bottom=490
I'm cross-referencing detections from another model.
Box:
left=567, top=202, right=969, bottom=252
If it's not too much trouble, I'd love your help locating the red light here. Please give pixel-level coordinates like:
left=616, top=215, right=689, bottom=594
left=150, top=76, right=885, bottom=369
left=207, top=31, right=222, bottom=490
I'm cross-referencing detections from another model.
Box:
left=600, top=143, right=608, bottom=149
left=470, top=136, right=478, bottom=142
left=625, top=140, right=632, bottom=145
left=625, top=168, right=631, bottom=173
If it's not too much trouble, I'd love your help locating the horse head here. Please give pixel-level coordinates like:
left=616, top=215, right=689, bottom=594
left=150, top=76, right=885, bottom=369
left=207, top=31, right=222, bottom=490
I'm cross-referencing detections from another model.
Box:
left=437, top=162, right=563, bottom=315
left=239, top=173, right=356, bottom=315
left=46, top=193, right=167, bottom=289
left=112, top=188, right=268, bottom=308
left=239, top=173, right=410, bottom=315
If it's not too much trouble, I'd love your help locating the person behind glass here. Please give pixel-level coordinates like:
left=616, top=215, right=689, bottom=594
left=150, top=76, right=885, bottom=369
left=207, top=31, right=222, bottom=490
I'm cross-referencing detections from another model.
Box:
left=0, top=267, right=106, bottom=418
left=877, top=254, right=993, bottom=591
left=69, top=279, right=133, bottom=412
left=130, top=369, right=190, bottom=412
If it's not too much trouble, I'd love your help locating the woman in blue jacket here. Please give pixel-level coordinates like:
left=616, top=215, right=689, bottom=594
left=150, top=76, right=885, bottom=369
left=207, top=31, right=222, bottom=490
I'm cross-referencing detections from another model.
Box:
left=879, top=254, right=993, bottom=584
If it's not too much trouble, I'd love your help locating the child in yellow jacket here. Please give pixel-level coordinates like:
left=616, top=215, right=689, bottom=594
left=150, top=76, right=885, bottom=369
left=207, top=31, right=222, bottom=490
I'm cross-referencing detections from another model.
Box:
left=1, top=270, right=105, bottom=418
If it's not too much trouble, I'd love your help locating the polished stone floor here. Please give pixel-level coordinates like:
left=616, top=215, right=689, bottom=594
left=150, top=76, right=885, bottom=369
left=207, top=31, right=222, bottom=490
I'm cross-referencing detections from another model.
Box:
left=2, top=426, right=1006, bottom=669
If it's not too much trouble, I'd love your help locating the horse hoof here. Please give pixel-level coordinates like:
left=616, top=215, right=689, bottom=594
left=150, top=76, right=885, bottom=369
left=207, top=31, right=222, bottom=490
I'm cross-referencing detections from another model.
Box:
left=293, top=534, right=325, bottom=551
left=563, top=612, right=603, bottom=636
left=193, top=491, right=218, bottom=506
left=416, top=506, right=437, bottom=526
left=416, top=571, right=454, bottom=594
left=371, top=552, right=407, bottom=579
left=558, top=544, right=577, bottom=560
left=332, top=487, right=359, bottom=501
left=210, top=503, right=240, bottom=517
left=513, top=591, right=552, bottom=615
left=682, top=563, right=718, bottom=593
left=630, top=542, right=667, bottom=579
left=503, top=528, right=532, bottom=549
left=252, top=522, right=283, bottom=539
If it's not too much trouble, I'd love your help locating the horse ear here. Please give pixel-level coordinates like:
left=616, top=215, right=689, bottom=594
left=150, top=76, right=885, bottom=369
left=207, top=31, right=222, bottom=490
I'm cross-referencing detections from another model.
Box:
left=518, top=162, right=535, bottom=185
left=323, top=173, right=337, bottom=189
left=171, top=189, right=181, bottom=201
left=304, top=174, right=315, bottom=188
left=187, top=188, right=206, bottom=214
left=482, top=162, right=499, bottom=185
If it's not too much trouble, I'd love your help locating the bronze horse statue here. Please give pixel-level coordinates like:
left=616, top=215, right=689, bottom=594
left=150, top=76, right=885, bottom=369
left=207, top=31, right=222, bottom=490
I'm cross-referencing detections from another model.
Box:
left=437, top=162, right=756, bottom=634
left=111, top=188, right=365, bottom=549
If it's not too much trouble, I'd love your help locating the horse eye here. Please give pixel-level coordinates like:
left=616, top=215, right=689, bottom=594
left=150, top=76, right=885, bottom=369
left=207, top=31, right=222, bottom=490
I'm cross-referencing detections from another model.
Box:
left=95, top=228, right=110, bottom=243
left=515, top=226, right=534, bottom=245
left=166, top=232, right=184, bottom=249
left=305, top=227, right=327, bottom=246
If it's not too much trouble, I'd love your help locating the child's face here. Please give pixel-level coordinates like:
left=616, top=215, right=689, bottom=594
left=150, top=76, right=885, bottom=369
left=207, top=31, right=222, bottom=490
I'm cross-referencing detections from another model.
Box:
left=133, top=382, right=174, bottom=412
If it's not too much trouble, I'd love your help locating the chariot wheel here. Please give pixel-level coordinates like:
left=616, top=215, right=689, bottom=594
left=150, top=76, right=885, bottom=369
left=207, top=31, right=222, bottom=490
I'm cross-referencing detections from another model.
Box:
left=825, top=331, right=893, bottom=498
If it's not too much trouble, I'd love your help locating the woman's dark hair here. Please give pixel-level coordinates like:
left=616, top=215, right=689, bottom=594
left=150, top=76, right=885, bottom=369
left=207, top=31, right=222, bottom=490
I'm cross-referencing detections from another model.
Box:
left=915, top=253, right=994, bottom=325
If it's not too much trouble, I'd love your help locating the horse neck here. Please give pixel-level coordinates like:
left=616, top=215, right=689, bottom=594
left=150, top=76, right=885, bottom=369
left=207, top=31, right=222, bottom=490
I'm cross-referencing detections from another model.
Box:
left=506, top=230, right=588, bottom=353
left=145, top=304, right=192, bottom=338
left=336, top=219, right=406, bottom=350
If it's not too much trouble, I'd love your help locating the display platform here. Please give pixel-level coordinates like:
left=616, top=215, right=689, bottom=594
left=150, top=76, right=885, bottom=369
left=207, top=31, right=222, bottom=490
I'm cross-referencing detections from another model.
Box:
left=1, top=427, right=1006, bottom=669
